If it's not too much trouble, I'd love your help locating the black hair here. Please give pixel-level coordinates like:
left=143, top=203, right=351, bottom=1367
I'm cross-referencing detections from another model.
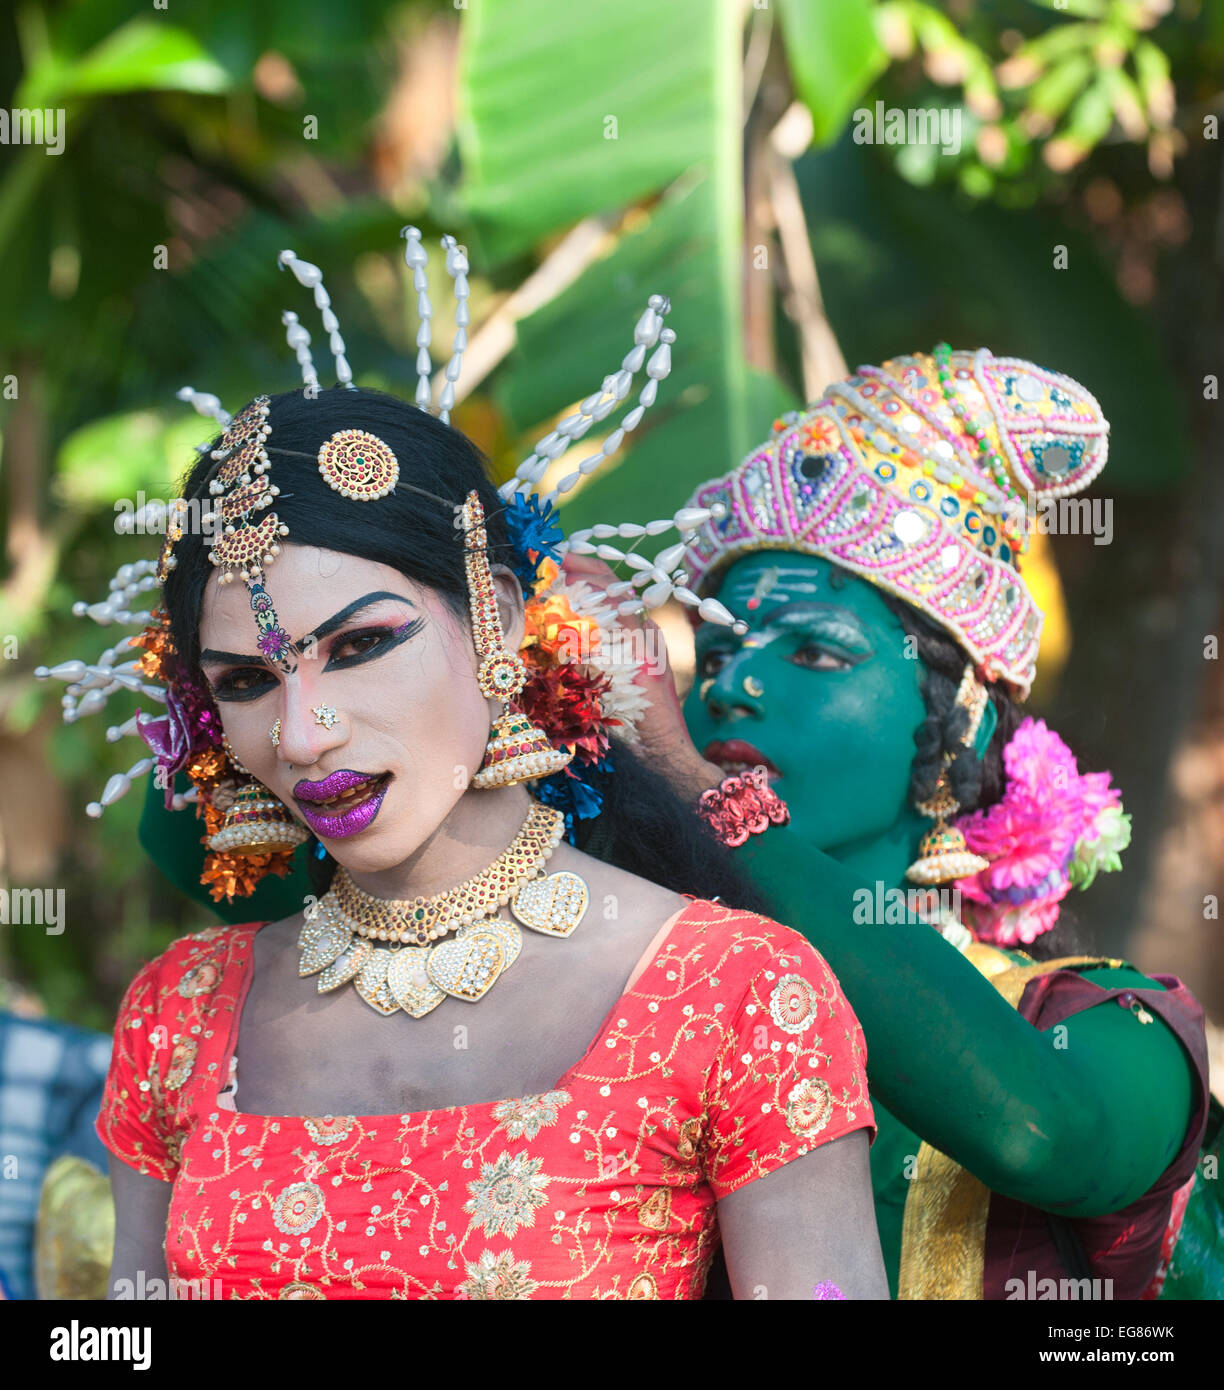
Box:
left=163, top=386, right=773, bottom=918
left=878, top=590, right=1085, bottom=960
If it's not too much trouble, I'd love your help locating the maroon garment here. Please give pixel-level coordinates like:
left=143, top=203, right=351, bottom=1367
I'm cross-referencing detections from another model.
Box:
left=983, top=967, right=1211, bottom=1300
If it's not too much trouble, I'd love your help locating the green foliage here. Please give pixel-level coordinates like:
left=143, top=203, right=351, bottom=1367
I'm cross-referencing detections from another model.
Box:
left=777, top=0, right=888, bottom=146
left=459, top=0, right=774, bottom=528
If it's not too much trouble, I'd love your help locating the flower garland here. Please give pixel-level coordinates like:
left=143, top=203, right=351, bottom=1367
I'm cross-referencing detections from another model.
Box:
left=952, top=717, right=1131, bottom=947
left=514, top=539, right=650, bottom=841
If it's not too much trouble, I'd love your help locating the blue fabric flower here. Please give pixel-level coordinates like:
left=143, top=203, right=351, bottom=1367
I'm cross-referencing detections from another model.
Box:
left=535, top=754, right=611, bottom=844
left=504, top=492, right=565, bottom=596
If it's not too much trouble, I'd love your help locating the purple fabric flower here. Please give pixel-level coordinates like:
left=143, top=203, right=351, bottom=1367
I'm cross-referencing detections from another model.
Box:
left=137, top=676, right=222, bottom=808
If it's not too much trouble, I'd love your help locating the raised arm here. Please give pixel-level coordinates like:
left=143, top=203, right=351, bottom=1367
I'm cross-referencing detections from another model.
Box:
left=732, top=817, right=1196, bottom=1217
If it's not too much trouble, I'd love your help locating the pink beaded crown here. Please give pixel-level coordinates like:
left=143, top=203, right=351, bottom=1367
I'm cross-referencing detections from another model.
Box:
left=680, top=346, right=1109, bottom=700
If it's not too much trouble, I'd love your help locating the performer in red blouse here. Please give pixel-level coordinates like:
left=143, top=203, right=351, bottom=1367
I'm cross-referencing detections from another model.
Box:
left=70, top=245, right=886, bottom=1300
left=100, top=897, right=871, bottom=1299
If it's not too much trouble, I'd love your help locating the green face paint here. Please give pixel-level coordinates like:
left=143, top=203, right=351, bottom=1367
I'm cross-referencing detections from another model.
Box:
left=682, top=552, right=930, bottom=886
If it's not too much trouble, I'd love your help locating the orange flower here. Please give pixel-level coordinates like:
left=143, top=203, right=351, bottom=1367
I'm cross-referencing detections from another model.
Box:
left=523, top=589, right=601, bottom=664
left=532, top=556, right=561, bottom=595
left=200, top=847, right=294, bottom=903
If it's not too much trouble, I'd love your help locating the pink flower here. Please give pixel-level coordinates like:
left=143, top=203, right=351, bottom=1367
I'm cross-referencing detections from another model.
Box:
left=952, top=718, right=1124, bottom=946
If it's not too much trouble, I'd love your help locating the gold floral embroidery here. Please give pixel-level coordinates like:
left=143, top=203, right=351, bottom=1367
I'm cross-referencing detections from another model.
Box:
left=491, top=1090, right=570, bottom=1141
left=302, top=1115, right=355, bottom=1146
left=164, top=1039, right=197, bottom=1090
left=638, top=1187, right=672, bottom=1231
left=785, top=1078, right=833, bottom=1139
left=279, top=1282, right=326, bottom=1299
left=463, top=1152, right=549, bottom=1238
left=271, top=1182, right=326, bottom=1235
left=769, top=973, right=818, bottom=1035
left=627, top=1273, right=659, bottom=1299
left=457, top=1250, right=539, bottom=1300
left=177, top=963, right=219, bottom=998
left=677, top=1117, right=703, bottom=1164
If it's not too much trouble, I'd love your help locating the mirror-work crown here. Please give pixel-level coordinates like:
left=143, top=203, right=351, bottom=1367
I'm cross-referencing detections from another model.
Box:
left=681, top=346, right=1109, bottom=700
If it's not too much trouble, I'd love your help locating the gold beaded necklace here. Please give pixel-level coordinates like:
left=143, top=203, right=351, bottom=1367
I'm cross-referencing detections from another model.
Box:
left=297, top=799, right=589, bottom=1017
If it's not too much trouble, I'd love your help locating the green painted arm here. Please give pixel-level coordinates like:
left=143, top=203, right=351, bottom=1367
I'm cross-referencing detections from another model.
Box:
left=736, top=822, right=1196, bottom=1218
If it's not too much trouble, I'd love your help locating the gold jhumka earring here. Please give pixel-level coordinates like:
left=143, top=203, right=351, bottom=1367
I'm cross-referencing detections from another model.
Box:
left=209, top=734, right=308, bottom=856
left=457, top=490, right=573, bottom=789
left=904, top=664, right=993, bottom=886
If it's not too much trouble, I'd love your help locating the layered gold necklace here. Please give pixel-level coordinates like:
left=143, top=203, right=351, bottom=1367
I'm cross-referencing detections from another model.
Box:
left=297, top=799, right=589, bottom=1017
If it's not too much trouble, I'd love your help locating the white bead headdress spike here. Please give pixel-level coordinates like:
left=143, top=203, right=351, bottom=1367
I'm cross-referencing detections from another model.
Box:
left=437, top=234, right=470, bottom=424
left=33, top=555, right=192, bottom=818
left=400, top=226, right=471, bottom=420
left=490, top=292, right=744, bottom=633
left=401, top=226, right=434, bottom=411
left=176, top=387, right=232, bottom=433
left=497, top=295, right=673, bottom=506
left=281, top=311, right=319, bottom=397
left=277, top=249, right=355, bottom=390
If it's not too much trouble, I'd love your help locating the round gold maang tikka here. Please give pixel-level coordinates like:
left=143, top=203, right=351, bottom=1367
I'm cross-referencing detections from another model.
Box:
left=317, top=429, right=399, bottom=501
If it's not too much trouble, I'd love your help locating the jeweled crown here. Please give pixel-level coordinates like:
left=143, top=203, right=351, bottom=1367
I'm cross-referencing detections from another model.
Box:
left=680, top=345, right=1110, bottom=700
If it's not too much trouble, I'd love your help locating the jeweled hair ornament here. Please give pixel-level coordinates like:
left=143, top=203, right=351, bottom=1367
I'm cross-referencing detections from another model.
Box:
left=35, top=229, right=739, bottom=882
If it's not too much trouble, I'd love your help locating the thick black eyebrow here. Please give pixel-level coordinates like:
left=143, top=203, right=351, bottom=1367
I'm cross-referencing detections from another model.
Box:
left=200, top=591, right=415, bottom=667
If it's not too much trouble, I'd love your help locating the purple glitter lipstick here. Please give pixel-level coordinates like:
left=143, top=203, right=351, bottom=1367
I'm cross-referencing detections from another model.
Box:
left=294, top=770, right=392, bottom=839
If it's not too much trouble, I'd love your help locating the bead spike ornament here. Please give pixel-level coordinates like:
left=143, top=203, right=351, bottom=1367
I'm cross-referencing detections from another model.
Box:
left=176, top=386, right=232, bottom=434
left=278, top=250, right=355, bottom=390
left=401, top=226, right=471, bottom=422
left=497, top=293, right=746, bottom=635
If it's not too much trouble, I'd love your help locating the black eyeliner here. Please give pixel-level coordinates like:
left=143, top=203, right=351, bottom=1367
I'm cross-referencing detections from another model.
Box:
left=325, top=618, right=424, bottom=671
left=209, top=617, right=424, bottom=701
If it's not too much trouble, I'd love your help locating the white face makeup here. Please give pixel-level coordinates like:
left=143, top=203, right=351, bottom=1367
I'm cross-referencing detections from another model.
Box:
left=197, top=544, right=525, bottom=877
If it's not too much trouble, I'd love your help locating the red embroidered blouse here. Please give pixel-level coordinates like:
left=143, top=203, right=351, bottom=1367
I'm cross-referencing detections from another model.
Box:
left=97, top=896, right=874, bottom=1299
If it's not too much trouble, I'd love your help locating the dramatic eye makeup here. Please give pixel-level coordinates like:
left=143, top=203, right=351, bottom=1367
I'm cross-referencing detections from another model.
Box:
left=200, top=593, right=424, bottom=702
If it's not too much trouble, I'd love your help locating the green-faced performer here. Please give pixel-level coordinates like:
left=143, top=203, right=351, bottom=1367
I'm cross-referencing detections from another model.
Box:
left=649, top=344, right=1218, bottom=1299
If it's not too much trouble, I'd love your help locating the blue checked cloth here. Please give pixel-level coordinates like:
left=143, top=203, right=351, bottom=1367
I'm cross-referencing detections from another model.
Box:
left=0, top=1012, right=110, bottom=1300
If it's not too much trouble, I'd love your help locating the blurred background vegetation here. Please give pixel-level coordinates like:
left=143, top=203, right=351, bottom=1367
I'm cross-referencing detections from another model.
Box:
left=0, top=0, right=1221, bottom=1032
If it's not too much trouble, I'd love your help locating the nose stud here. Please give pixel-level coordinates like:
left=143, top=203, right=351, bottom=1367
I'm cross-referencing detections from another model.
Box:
left=743, top=676, right=764, bottom=698
left=312, top=703, right=339, bottom=730
left=270, top=718, right=281, bottom=747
